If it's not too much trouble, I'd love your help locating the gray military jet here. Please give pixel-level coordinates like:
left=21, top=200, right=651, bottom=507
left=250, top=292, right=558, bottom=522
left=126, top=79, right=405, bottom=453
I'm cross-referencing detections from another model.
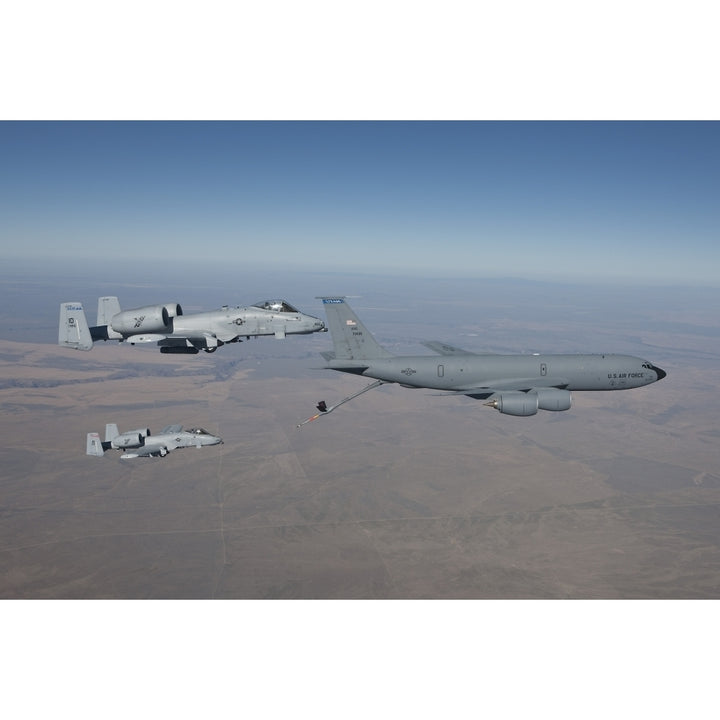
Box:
left=297, top=297, right=667, bottom=425
left=87, top=423, right=223, bottom=459
left=59, top=296, right=326, bottom=354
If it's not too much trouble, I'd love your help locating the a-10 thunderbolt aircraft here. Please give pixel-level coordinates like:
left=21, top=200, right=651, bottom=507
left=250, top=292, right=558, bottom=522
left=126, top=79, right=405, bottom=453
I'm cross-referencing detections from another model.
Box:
left=297, top=297, right=667, bottom=426
left=59, top=296, right=326, bottom=353
left=87, top=423, right=223, bottom=459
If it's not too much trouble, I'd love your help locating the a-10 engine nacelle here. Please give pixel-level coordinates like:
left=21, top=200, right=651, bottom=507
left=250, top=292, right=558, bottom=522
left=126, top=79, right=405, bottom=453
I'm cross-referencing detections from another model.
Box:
left=110, top=303, right=183, bottom=335
left=111, top=428, right=151, bottom=449
left=486, top=389, right=572, bottom=416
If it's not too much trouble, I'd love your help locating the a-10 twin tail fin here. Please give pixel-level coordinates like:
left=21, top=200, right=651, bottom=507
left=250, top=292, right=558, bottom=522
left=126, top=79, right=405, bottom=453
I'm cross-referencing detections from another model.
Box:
left=59, top=297, right=125, bottom=350
left=59, top=302, right=93, bottom=351
left=96, top=296, right=122, bottom=334
left=86, top=424, right=120, bottom=456
left=86, top=432, right=109, bottom=456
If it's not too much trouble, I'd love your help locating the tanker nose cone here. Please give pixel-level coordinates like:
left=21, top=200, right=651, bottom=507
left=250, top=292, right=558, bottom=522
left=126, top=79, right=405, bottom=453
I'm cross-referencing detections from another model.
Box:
left=652, top=365, right=667, bottom=381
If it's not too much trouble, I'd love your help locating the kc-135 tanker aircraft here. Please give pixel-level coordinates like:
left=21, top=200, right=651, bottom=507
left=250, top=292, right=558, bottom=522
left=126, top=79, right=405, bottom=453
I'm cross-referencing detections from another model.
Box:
left=298, top=297, right=667, bottom=425
left=59, top=296, right=326, bottom=353
left=87, top=423, right=223, bottom=459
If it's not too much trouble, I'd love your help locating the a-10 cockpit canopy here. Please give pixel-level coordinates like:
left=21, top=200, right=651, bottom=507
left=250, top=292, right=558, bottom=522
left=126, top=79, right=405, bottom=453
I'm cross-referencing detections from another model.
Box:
left=186, top=428, right=213, bottom=435
left=252, top=300, right=300, bottom=313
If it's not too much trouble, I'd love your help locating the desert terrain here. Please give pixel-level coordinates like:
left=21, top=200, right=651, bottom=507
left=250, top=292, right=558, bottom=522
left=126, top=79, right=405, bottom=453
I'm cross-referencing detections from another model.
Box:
left=1, top=277, right=719, bottom=598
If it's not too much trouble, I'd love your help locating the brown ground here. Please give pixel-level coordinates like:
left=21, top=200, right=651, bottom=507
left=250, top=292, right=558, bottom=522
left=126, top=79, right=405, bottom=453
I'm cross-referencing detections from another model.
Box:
left=1, top=336, right=719, bottom=598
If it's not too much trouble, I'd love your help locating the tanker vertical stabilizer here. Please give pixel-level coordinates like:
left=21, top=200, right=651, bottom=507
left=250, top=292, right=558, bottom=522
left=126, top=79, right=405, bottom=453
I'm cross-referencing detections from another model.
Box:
left=318, top=297, right=394, bottom=362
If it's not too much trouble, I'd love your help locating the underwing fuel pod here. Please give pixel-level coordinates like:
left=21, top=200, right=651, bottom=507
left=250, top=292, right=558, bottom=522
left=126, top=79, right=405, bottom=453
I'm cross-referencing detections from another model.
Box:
left=59, top=296, right=326, bottom=354
left=297, top=297, right=666, bottom=426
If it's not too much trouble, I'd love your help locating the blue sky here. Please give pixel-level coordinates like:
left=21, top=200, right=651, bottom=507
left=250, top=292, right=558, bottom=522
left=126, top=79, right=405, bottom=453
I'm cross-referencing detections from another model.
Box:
left=1, top=121, right=718, bottom=285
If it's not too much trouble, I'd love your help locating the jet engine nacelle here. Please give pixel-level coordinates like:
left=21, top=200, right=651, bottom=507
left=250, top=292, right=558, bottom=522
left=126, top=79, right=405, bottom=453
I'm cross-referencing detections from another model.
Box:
left=109, top=304, right=182, bottom=335
left=535, top=388, right=572, bottom=411
left=489, top=392, right=539, bottom=416
left=111, top=431, right=147, bottom=449
left=163, top=303, right=183, bottom=318
left=487, top=389, right=572, bottom=416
